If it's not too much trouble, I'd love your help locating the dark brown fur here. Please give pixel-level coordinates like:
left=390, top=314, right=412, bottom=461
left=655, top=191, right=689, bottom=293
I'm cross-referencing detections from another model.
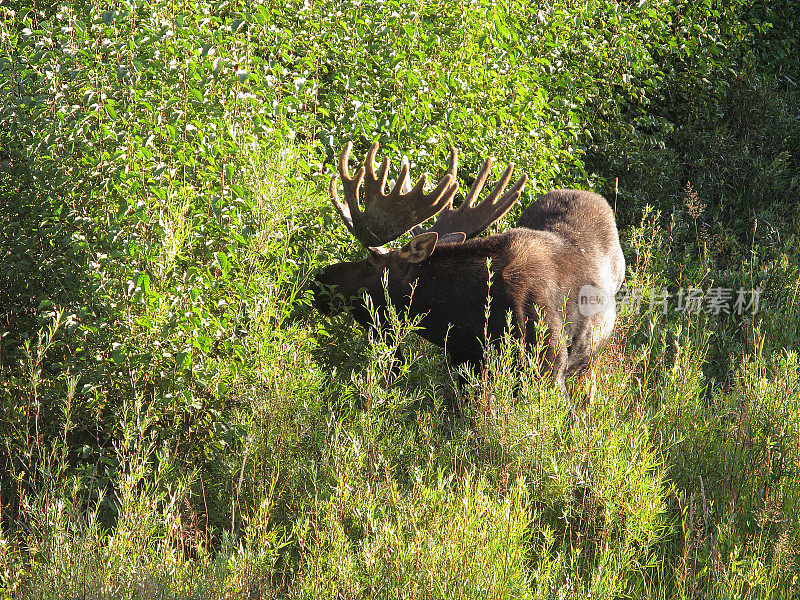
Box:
left=312, top=189, right=625, bottom=396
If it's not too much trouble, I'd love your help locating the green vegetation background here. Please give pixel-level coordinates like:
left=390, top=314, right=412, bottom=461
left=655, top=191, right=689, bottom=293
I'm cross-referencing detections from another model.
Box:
left=1, top=0, right=799, bottom=597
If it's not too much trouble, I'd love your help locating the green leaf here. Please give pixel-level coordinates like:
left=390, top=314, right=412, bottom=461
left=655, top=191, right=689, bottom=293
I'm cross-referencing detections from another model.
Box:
left=215, top=251, right=230, bottom=275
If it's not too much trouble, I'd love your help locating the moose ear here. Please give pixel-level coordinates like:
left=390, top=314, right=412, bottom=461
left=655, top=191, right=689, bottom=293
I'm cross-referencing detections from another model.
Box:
left=437, top=232, right=466, bottom=245
left=399, top=232, right=438, bottom=263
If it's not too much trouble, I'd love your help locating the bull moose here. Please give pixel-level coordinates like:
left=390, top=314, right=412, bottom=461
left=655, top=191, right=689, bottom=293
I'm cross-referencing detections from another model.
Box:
left=312, top=141, right=625, bottom=399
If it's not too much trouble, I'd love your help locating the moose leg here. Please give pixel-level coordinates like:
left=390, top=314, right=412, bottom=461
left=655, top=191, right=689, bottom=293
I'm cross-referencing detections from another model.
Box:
left=550, top=344, right=569, bottom=400
left=543, top=333, right=581, bottom=423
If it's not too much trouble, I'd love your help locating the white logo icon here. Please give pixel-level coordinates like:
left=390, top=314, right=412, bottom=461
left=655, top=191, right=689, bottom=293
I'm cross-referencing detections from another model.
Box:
left=578, top=285, right=614, bottom=316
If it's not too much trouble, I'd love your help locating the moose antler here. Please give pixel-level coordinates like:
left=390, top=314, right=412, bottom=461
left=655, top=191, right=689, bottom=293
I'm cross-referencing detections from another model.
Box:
left=412, top=152, right=527, bottom=242
left=329, top=141, right=458, bottom=247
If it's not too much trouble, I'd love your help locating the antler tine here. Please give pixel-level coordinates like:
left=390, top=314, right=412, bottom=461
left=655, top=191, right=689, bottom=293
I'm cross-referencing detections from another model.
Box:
left=399, top=156, right=412, bottom=194
left=462, top=157, right=493, bottom=208
left=330, top=142, right=362, bottom=239
left=329, top=173, right=354, bottom=236
left=362, top=142, right=391, bottom=203
left=339, top=141, right=354, bottom=179
left=483, top=162, right=516, bottom=205
left=444, top=147, right=458, bottom=181
left=492, top=168, right=528, bottom=214
left=438, top=148, right=459, bottom=209
left=437, top=147, right=459, bottom=210
left=335, top=142, right=366, bottom=219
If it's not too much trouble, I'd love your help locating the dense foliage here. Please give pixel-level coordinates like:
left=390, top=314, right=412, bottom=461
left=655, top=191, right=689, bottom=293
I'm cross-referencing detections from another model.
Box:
left=1, top=0, right=799, bottom=597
